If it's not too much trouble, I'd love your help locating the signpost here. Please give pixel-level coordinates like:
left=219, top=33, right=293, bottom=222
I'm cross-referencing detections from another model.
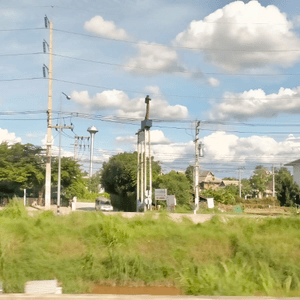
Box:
left=155, top=189, right=167, bottom=209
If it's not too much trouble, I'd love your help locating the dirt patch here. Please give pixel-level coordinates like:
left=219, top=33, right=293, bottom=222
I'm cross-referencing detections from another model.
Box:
left=91, top=284, right=182, bottom=295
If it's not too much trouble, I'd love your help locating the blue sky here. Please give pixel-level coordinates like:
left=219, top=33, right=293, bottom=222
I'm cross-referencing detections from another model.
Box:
left=2, top=0, right=300, bottom=179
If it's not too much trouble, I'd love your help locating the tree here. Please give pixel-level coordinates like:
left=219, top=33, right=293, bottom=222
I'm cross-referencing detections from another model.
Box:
left=0, top=142, right=45, bottom=198
left=222, top=177, right=238, bottom=181
left=51, top=157, right=86, bottom=201
left=154, top=171, right=192, bottom=206
left=250, top=165, right=271, bottom=197
left=100, top=152, right=161, bottom=211
left=202, top=188, right=236, bottom=205
left=241, top=178, right=252, bottom=198
left=185, top=165, right=194, bottom=186
left=276, top=167, right=300, bottom=206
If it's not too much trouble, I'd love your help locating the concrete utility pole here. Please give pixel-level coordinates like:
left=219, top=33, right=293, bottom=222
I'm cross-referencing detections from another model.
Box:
left=55, top=92, right=73, bottom=215
left=272, top=164, right=275, bottom=197
left=148, top=129, right=152, bottom=211
left=136, top=95, right=152, bottom=211
left=136, top=130, right=141, bottom=212
left=87, top=126, right=98, bottom=177
left=238, top=167, right=244, bottom=198
left=45, top=16, right=53, bottom=210
left=140, top=133, right=144, bottom=206
left=194, top=121, right=200, bottom=213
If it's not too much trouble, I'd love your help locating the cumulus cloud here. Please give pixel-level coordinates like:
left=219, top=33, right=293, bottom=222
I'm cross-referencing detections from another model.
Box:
left=0, top=128, right=21, bottom=144
left=125, top=42, right=190, bottom=76
left=202, top=131, right=300, bottom=164
left=116, top=130, right=171, bottom=146
left=174, top=0, right=300, bottom=71
left=208, top=86, right=300, bottom=121
left=71, top=87, right=189, bottom=120
left=84, top=16, right=129, bottom=40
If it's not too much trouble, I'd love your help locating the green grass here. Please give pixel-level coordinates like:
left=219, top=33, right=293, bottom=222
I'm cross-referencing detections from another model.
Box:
left=1, top=200, right=300, bottom=296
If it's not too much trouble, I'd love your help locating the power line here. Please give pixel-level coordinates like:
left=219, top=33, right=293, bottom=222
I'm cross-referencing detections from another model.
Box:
left=52, top=28, right=300, bottom=52
left=51, top=53, right=300, bottom=77
left=0, top=28, right=45, bottom=32
left=0, top=77, right=44, bottom=82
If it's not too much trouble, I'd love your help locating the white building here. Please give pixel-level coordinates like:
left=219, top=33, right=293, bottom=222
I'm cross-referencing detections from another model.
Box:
left=284, top=159, right=300, bottom=187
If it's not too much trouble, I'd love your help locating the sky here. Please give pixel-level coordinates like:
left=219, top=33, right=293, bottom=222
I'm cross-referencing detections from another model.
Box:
left=1, top=0, right=300, bottom=179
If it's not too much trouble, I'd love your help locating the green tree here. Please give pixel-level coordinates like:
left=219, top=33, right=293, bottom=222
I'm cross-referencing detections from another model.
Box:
left=250, top=165, right=271, bottom=197
left=154, top=170, right=192, bottom=206
left=0, top=142, right=45, bottom=198
left=276, top=167, right=300, bottom=206
left=202, top=188, right=236, bottom=205
left=51, top=157, right=86, bottom=201
left=185, top=165, right=194, bottom=186
left=241, top=178, right=252, bottom=198
left=222, top=177, right=237, bottom=181
left=100, top=152, right=161, bottom=211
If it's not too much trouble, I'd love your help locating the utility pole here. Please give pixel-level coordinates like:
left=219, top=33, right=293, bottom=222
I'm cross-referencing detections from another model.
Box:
left=136, top=130, right=141, bottom=212
left=148, top=129, right=152, bottom=211
left=140, top=133, right=144, bottom=206
left=136, top=95, right=152, bottom=212
left=44, top=16, right=53, bottom=210
left=194, top=121, right=200, bottom=213
left=238, top=167, right=244, bottom=198
left=272, top=164, right=275, bottom=197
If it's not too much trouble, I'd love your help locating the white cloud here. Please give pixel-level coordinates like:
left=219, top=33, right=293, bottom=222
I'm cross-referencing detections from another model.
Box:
left=202, top=131, right=300, bottom=165
left=108, top=129, right=300, bottom=170
left=125, top=42, right=189, bottom=76
left=0, top=128, right=21, bottom=144
left=116, top=130, right=171, bottom=146
left=207, top=77, right=220, bottom=87
left=84, top=16, right=129, bottom=40
left=208, top=86, right=300, bottom=121
left=71, top=87, right=189, bottom=120
left=174, top=0, right=300, bottom=71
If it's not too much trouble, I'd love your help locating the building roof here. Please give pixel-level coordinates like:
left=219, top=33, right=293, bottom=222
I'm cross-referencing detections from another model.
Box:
left=199, top=171, right=222, bottom=183
left=285, top=159, right=300, bottom=166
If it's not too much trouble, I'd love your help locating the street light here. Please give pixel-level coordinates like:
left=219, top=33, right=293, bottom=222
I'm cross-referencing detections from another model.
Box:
left=57, top=92, right=71, bottom=215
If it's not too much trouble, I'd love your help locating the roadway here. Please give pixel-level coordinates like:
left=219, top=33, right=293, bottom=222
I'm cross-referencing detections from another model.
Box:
left=0, top=295, right=298, bottom=300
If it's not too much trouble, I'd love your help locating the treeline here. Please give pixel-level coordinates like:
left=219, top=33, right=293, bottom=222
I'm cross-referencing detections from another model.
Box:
left=1, top=142, right=299, bottom=209
left=0, top=142, right=98, bottom=202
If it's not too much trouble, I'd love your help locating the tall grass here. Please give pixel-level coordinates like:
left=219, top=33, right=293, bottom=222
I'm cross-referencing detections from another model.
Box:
left=1, top=201, right=300, bottom=296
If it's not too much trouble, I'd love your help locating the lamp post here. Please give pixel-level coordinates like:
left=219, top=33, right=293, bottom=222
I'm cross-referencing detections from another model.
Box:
left=57, top=92, right=71, bottom=215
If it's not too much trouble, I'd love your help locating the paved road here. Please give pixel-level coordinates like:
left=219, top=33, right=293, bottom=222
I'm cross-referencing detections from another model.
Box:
left=0, top=295, right=299, bottom=300
left=25, top=202, right=271, bottom=224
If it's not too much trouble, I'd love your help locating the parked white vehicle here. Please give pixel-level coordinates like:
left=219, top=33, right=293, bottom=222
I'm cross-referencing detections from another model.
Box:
left=95, top=197, right=113, bottom=211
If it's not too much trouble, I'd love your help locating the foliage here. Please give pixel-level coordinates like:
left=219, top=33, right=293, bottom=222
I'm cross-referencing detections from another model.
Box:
left=241, top=178, right=252, bottom=198
left=276, top=167, right=300, bottom=206
left=202, top=188, right=236, bottom=205
left=0, top=142, right=45, bottom=197
left=86, top=172, right=102, bottom=193
left=2, top=203, right=300, bottom=296
left=100, top=152, right=161, bottom=211
left=154, top=170, right=192, bottom=206
left=222, top=177, right=237, bottom=181
left=51, top=157, right=87, bottom=200
left=250, top=165, right=271, bottom=196
left=185, top=165, right=194, bottom=186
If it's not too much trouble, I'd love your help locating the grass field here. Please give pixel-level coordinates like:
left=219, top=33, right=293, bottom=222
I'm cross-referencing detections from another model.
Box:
left=1, top=200, right=300, bottom=296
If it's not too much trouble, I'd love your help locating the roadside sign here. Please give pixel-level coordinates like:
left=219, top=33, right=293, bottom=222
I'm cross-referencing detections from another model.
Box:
left=166, top=195, right=176, bottom=206
left=155, top=189, right=167, bottom=200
